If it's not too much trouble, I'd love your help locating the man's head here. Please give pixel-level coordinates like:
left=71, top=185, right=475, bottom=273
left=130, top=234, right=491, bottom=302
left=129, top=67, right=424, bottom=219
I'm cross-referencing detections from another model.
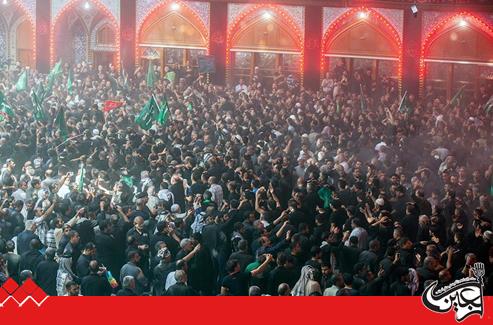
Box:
left=248, top=286, right=262, bottom=296
left=65, top=281, right=80, bottom=296
left=127, top=250, right=141, bottom=263
left=180, top=238, right=194, bottom=253
left=68, top=230, right=80, bottom=245
left=277, top=283, right=291, bottom=296
left=122, top=276, right=136, bottom=291
left=83, top=242, right=96, bottom=256
left=88, top=260, right=100, bottom=274
left=174, top=270, right=187, bottom=284
left=133, top=216, right=144, bottom=231
left=29, top=238, right=41, bottom=251
left=226, top=259, right=240, bottom=274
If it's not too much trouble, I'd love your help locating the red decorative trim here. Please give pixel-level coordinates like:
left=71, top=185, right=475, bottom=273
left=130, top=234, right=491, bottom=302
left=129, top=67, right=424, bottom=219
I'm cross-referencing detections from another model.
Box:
left=135, top=1, right=210, bottom=66
left=226, top=4, right=304, bottom=84
left=320, top=7, right=403, bottom=90
left=419, top=12, right=493, bottom=95
left=50, top=0, right=121, bottom=70
left=11, top=0, right=36, bottom=67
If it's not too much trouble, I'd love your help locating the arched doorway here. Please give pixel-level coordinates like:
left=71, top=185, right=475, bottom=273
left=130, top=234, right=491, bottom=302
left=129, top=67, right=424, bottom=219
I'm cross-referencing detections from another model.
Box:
left=137, top=1, right=209, bottom=77
left=90, top=20, right=118, bottom=67
left=51, top=0, right=120, bottom=68
left=227, top=5, right=303, bottom=88
left=420, top=13, right=493, bottom=99
left=321, top=8, right=402, bottom=90
left=0, top=1, right=35, bottom=67
left=14, top=18, right=34, bottom=67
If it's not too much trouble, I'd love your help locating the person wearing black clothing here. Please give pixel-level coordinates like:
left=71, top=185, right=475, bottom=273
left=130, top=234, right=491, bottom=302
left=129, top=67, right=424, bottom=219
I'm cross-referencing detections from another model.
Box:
left=165, top=270, right=197, bottom=296
left=95, top=220, right=122, bottom=280
left=3, top=240, right=20, bottom=283
left=150, top=221, right=181, bottom=259
left=126, top=216, right=150, bottom=276
left=16, top=220, right=39, bottom=255
left=221, top=254, right=273, bottom=296
left=19, top=238, right=44, bottom=273
left=76, top=242, right=96, bottom=278
left=34, top=248, right=58, bottom=296
left=80, top=260, right=112, bottom=296
left=116, top=276, right=137, bottom=296
left=228, top=240, right=255, bottom=271
left=267, top=253, right=298, bottom=295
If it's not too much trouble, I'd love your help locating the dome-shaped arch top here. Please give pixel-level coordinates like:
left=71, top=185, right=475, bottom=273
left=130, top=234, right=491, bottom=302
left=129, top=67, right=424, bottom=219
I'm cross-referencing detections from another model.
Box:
left=326, top=19, right=400, bottom=58
left=322, top=8, right=401, bottom=58
left=51, top=0, right=120, bottom=68
left=419, top=12, right=493, bottom=93
left=228, top=5, right=303, bottom=53
left=138, top=1, right=209, bottom=49
left=425, top=19, right=493, bottom=63
left=140, top=11, right=207, bottom=48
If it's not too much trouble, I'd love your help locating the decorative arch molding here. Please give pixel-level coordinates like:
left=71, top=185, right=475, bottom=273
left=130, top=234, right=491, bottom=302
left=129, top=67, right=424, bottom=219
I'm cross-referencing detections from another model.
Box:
left=51, top=0, right=120, bottom=69
left=90, top=18, right=117, bottom=52
left=419, top=12, right=493, bottom=93
left=9, top=15, right=33, bottom=64
left=321, top=7, right=403, bottom=87
left=136, top=0, right=210, bottom=65
left=226, top=4, right=304, bottom=81
left=0, top=0, right=36, bottom=66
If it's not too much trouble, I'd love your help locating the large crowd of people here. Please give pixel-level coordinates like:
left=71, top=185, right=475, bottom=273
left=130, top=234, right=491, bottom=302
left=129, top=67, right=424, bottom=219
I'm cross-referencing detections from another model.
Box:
left=0, top=58, right=492, bottom=296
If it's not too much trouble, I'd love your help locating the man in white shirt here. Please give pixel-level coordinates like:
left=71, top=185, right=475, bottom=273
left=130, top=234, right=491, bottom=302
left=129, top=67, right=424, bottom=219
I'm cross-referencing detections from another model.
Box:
left=235, top=78, right=248, bottom=93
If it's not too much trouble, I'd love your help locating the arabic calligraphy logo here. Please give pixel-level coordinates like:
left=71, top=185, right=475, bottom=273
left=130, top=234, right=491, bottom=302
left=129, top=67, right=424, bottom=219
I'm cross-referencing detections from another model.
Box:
left=422, top=262, right=485, bottom=322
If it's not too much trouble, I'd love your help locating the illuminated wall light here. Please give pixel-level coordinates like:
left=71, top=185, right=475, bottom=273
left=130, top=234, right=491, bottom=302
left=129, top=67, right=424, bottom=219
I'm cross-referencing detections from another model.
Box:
left=170, top=2, right=180, bottom=11
left=2, top=0, right=8, bottom=6
left=458, top=18, right=468, bottom=27
left=51, top=0, right=120, bottom=71
left=226, top=4, right=304, bottom=85
left=262, top=11, right=273, bottom=20
left=419, top=12, right=493, bottom=96
left=84, top=1, right=91, bottom=10
left=321, top=8, right=402, bottom=91
left=358, top=11, right=369, bottom=20
left=136, top=0, right=210, bottom=67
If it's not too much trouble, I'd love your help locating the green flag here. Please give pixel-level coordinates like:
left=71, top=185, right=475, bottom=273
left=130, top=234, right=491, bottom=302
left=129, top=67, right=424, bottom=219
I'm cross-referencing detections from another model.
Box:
left=121, top=175, right=133, bottom=188
left=67, top=69, right=74, bottom=95
left=0, top=91, right=14, bottom=122
left=31, top=89, right=46, bottom=121
left=54, top=107, right=68, bottom=140
left=78, top=163, right=85, bottom=192
left=135, top=96, right=159, bottom=130
left=36, top=83, right=46, bottom=103
left=15, top=70, right=28, bottom=92
left=46, top=60, right=63, bottom=97
left=359, top=84, right=366, bottom=111
left=156, top=95, right=170, bottom=125
left=484, top=95, right=493, bottom=114
left=450, top=85, right=466, bottom=108
left=146, top=60, right=155, bottom=88
left=186, top=102, right=193, bottom=112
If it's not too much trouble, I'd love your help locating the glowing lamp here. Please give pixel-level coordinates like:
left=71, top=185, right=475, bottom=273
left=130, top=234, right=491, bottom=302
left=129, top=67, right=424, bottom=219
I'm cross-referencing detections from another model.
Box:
left=170, top=2, right=180, bottom=11
left=458, top=19, right=468, bottom=27
left=262, top=11, right=273, bottom=20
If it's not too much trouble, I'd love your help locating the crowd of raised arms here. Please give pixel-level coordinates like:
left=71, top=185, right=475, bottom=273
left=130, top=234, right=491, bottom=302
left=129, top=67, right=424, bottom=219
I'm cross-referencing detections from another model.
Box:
left=0, top=59, right=492, bottom=296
